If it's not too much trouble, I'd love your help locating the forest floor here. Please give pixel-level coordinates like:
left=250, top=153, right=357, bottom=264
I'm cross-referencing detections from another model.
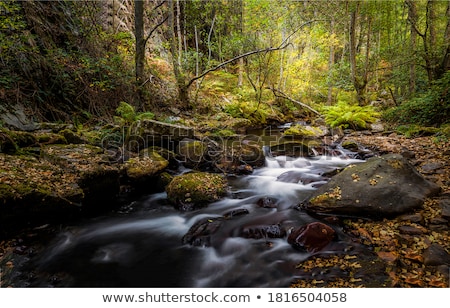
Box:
left=0, top=129, right=449, bottom=288
left=291, top=132, right=450, bottom=288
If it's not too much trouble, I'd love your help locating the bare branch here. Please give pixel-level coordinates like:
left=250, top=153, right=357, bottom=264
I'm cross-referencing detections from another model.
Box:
left=186, top=45, right=290, bottom=88
left=185, top=19, right=324, bottom=89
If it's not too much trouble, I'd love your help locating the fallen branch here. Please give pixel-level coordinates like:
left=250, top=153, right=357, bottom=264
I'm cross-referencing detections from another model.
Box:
left=268, top=87, right=321, bottom=116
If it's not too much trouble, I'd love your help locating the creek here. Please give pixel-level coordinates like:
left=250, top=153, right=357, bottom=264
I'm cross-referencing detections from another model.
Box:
left=26, top=148, right=373, bottom=287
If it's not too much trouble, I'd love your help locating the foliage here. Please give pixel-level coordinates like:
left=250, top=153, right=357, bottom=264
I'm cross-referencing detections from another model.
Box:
left=283, top=124, right=320, bottom=137
left=114, top=102, right=155, bottom=126
left=223, top=100, right=274, bottom=125
left=395, top=125, right=439, bottom=138
left=321, top=101, right=380, bottom=130
left=383, top=72, right=450, bottom=127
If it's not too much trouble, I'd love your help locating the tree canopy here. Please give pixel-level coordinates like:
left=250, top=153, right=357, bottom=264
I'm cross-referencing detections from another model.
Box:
left=0, top=0, right=449, bottom=129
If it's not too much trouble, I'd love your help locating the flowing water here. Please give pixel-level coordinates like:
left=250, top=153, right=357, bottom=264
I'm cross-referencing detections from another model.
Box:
left=28, top=153, right=371, bottom=288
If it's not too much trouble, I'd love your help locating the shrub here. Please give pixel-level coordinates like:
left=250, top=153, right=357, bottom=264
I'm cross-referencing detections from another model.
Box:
left=383, top=71, right=450, bottom=127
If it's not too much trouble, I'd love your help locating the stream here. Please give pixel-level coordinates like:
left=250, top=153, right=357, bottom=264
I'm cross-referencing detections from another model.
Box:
left=20, top=149, right=375, bottom=288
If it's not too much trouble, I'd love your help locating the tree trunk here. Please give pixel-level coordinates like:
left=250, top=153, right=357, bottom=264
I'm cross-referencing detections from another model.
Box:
left=168, top=0, right=189, bottom=105
left=407, top=0, right=417, bottom=95
left=134, top=0, right=145, bottom=107
left=349, top=1, right=365, bottom=104
left=327, top=18, right=335, bottom=105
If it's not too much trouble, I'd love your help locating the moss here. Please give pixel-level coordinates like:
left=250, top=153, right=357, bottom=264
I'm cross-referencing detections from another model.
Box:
left=166, top=172, right=227, bottom=207
left=0, top=130, right=18, bottom=154
left=60, top=128, right=85, bottom=144
left=125, top=151, right=169, bottom=179
left=36, top=132, right=67, bottom=144
left=283, top=124, right=323, bottom=137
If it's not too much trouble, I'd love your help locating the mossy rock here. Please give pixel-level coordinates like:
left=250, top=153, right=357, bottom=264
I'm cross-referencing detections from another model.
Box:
left=124, top=151, right=169, bottom=180
left=283, top=124, right=324, bottom=138
left=166, top=172, right=228, bottom=210
left=59, top=128, right=85, bottom=144
left=0, top=130, right=18, bottom=154
left=177, top=139, right=208, bottom=169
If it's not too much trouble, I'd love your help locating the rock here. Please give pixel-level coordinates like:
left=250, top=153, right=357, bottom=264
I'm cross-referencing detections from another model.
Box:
left=256, top=197, right=278, bottom=208
left=182, top=209, right=250, bottom=246
left=421, top=162, right=444, bottom=174
left=177, top=139, right=208, bottom=169
left=124, top=150, right=169, bottom=182
left=302, top=154, right=441, bottom=219
left=277, top=170, right=327, bottom=185
left=182, top=217, right=224, bottom=247
left=40, top=144, right=120, bottom=204
left=398, top=225, right=426, bottom=235
left=398, top=213, right=424, bottom=224
left=166, top=172, right=228, bottom=210
left=0, top=130, right=18, bottom=154
left=59, top=128, right=85, bottom=144
left=0, top=104, right=39, bottom=131
left=439, top=199, right=450, bottom=220
left=269, top=141, right=314, bottom=157
left=423, top=244, right=450, bottom=266
left=240, top=224, right=286, bottom=239
left=129, top=119, right=194, bottom=149
left=287, top=222, right=336, bottom=253
left=401, top=150, right=416, bottom=159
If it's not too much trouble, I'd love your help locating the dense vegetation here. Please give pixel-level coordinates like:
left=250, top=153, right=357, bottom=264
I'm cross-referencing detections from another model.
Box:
left=0, top=0, right=449, bottom=134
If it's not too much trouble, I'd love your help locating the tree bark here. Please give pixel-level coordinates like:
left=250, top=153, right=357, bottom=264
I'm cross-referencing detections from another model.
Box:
left=135, top=0, right=144, bottom=85
left=407, top=0, right=417, bottom=94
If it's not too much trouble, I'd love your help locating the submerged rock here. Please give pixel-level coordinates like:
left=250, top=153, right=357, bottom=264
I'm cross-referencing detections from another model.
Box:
left=302, top=154, right=441, bottom=219
left=288, top=222, right=336, bottom=253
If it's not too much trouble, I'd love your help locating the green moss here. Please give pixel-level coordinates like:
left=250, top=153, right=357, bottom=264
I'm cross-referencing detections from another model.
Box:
left=166, top=172, right=227, bottom=206
left=283, top=124, right=322, bottom=137
left=125, top=151, right=169, bottom=179
left=395, top=125, right=440, bottom=138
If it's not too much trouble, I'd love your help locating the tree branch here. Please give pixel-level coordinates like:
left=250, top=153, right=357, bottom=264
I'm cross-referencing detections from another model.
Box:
left=185, top=19, right=324, bottom=89
left=144, top=15, right=168, bottom=45
left=268, top=87, right=321, bottom=116
left=186, top=44, right=290, bottom=88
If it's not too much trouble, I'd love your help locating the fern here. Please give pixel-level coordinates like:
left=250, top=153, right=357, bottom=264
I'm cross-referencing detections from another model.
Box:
left=322, top=101, right=380, bottom=130
left=115, top=101, right=136, bottom=124
left=115, top=101, right=154, bottom=125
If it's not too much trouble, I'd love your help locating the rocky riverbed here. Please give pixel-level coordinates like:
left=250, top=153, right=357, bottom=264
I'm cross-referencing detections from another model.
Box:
left=1, top=124, right=449, bottom=288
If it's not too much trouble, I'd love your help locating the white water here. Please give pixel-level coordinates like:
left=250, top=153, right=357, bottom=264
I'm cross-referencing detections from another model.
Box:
left=36, top=155, right=365, bottom=287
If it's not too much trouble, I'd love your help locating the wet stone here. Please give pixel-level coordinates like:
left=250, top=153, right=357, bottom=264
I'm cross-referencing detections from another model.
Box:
left=256, top=197, right=278, bottom=208
left=288, top=222, right=335, bottom=253
left=240, top=224, right=286, bottom=239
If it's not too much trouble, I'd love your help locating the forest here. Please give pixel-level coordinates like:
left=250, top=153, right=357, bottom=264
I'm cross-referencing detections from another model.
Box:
left=0, top=0, right=449, bottom=131
left=0, top=0, right=450, bottom=290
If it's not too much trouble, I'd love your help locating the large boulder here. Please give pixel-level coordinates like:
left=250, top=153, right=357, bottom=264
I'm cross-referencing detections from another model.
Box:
left=0, top=144, right=121, bottom=236
left=302, top=154, right=441, bottom=219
